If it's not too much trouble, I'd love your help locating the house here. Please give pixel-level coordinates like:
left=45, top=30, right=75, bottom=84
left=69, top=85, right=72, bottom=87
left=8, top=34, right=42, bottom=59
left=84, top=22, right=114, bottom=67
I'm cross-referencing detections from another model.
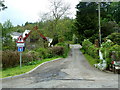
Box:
left=10, top=32, right=22, bottom=41
left=10, top=30, right=31, bottom=41
left=46, top=37, right=53, bottom=47
left=11, top=28, right=53, bottom=49
left=22, top=30, right=31, bottom=38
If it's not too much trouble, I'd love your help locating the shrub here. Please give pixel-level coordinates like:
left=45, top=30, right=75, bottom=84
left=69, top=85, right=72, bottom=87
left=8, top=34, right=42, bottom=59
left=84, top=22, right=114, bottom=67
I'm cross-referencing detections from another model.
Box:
left=36, top=48, right=49, bottom=59
left=2, top=51, right=20, bottom=69
left=100, top=41, right=120, bottom=69
left=49, top=46, right=64, bottom=56
left=55, top=42, right=70, bottom=58
left=2, top=51, right=34, bottom=69
left=109, top=44, right=120, bottom=61
left=82, top=39, right=99, bottom=59
left=107, top=33, right=120, bottom=45
left=100, top=40, right=114, bottom=59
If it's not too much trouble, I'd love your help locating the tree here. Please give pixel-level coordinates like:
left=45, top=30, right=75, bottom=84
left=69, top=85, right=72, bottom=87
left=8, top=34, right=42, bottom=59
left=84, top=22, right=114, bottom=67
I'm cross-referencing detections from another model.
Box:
left=2, top=20, right=16, bottom=51
left=39, top=0, right=71, bottom=45
left=75, top=2, right=98, bottom=44
left=108, top=2, right=120, bottom=24
left=2, top=20, right=13, bottom=37
left=40, top=0, right=70, bottom=35
left=50, top=0, right=70, bottom=34
left=107, top=33, right=120, bottom=45
left=74, top=2, right=117, bottom=44
left=0, top=0, right=7, bottom=11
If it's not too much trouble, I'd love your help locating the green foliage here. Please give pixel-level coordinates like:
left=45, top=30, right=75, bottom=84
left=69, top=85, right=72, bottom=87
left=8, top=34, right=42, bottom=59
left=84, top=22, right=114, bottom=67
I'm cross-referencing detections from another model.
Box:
left=108, top=2, right=120, bottom=23
left=49, top=46, right=64, bottom=56
left=55, top=42, right=70, bottom=58
left=72, top=34, right=78, bottom=44
left=2, top=51, right=19, bottom=69
left=75, top=2, right=98, bottom=43
left=29, top=29, right=41, bottom=42
left=2, top=51, right=35, bottom=69
left=107, top=33, right=120, bottom=45
left=101, top=40, right=114, bottom=59
left=36, top=48, right=50, bottom=59
left=101, top=21, right=118, bottom=38
left=82, top=39, right=99, bottom=59
left=100, top=41, right=120, bottom=68
left=82, top=39, right=92, bottom=50
left=75, top=2, right=120, bottom=44
left=3, top=20, right=13, bottom=29
left=38, top=17, right=74, bottom=41
left=2, top=20, right=13, bottom=37
left=84, top=54, right=100, bottom=66
left=109, top=44, right=120, bottom=61
left=2, top=35, right=16, bottom=51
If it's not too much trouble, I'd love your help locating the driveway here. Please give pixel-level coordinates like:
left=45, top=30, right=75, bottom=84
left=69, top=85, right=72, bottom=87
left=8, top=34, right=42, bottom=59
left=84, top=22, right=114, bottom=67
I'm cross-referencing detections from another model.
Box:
left=2, top=44, right=119, bottom=88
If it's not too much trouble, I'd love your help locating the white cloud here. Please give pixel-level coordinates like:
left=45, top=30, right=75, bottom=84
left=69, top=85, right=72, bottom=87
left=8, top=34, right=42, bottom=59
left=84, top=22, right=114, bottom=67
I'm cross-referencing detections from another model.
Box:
left=1, top=0, right=80, bottom=26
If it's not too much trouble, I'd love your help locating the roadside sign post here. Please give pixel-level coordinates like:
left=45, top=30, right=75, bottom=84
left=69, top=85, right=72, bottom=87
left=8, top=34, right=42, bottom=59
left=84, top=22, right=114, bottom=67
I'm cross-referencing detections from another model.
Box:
left=20, top=52, right=22, bottom=68
left=18, top=47, right=24, bottom=68
left=16, top=35, right=25, bottom=68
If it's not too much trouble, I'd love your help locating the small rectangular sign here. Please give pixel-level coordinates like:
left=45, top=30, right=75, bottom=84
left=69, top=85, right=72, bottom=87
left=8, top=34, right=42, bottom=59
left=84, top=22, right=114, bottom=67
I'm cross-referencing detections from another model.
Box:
left=18, top=47, right=23, bottom=52
left=16, top=43, right=25, bottom=47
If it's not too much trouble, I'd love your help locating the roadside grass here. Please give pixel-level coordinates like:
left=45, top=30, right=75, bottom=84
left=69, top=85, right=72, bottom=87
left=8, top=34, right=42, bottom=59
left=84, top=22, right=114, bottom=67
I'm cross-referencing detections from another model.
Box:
left=80, top=48, right=100, bottom=66
left=1, top=57, right=62, bottom=78
left=84, top=54, right=100, bottom=66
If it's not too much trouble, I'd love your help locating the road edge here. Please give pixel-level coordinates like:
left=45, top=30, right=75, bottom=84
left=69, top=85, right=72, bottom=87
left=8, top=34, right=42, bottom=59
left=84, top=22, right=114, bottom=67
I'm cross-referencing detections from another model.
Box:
left=1, top=58, right=62, bottom=81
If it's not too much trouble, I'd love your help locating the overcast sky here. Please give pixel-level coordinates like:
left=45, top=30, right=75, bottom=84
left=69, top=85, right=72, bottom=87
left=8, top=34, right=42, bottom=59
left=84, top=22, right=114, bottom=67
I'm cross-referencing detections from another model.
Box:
left=0, top=0, right=80, bottom=26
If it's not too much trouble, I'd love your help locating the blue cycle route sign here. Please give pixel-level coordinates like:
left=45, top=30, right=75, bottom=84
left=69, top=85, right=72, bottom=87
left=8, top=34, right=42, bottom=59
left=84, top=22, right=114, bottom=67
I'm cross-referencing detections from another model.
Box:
left=18, top=47, right=23, bottom=52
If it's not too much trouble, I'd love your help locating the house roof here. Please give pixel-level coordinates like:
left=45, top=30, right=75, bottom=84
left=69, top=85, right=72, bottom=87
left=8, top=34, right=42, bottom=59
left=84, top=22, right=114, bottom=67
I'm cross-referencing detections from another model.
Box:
left=10, top=32, right=22, bottom=36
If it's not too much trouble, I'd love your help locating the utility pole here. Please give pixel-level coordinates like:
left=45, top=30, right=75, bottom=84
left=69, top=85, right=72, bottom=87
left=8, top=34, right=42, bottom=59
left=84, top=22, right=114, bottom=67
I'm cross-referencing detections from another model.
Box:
left=98, top=2, right=101, bottom=47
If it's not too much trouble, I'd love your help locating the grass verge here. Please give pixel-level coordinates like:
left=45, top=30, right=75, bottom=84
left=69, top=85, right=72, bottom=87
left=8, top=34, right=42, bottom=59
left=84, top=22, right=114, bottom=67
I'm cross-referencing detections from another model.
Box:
left=84, top=54, right=100, bottom=66
left=1, top=57, right=62, bottom=78
left=80, top=48, right=100, bottom=66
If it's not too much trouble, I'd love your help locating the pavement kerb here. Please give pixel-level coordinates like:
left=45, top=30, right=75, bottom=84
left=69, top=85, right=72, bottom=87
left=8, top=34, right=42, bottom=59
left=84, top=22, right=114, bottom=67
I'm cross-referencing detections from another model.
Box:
left=1, top=58, right=62, bottom=81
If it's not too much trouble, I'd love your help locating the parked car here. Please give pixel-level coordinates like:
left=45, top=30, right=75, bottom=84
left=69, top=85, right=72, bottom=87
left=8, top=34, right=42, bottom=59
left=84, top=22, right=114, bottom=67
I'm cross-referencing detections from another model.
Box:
left=111, top=60, right=120, bottom=74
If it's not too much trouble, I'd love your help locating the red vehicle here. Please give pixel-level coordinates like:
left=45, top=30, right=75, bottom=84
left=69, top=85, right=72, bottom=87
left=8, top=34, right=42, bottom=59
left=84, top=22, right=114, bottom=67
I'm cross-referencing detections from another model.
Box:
left=111, top=60, right=120, bottom=74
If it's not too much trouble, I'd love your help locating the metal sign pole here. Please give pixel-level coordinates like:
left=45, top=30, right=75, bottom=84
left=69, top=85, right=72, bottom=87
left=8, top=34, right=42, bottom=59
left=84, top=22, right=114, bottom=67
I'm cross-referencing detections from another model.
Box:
left=20, top=52, right=22, bottom=68
left=98, top=2, right=101, bottom=47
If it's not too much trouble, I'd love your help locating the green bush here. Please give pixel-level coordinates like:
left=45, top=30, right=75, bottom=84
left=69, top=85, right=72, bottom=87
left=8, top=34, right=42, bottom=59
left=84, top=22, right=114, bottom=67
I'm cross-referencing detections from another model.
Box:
left=2, top=51, right=19, bottom=69
left=2, top=51, right=34, bottom=69
left=82, top=39, right=99, bottom=59
left=36, top=48, right=49, bottom=59
left=100, top=40, right=114, bottom=59
left=49, top=46, right=64, bottom=56
left=2, top=42, right=70, bottom=69
left=55, top=42, right=70, bottom=58
left=109, top=44, right=120, bottom=61
left=100, top=41, right=120, bottom=69
left=107, top=33, right=120, bottom=45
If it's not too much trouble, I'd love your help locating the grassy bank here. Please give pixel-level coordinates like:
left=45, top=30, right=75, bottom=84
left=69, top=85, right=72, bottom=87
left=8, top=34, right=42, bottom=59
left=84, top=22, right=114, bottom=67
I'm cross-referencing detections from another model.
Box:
left=84, top=54, right=100, bottom=66
left=1, top=57, right=62, bottom=78
left=80, top=49, right=100, bottom=66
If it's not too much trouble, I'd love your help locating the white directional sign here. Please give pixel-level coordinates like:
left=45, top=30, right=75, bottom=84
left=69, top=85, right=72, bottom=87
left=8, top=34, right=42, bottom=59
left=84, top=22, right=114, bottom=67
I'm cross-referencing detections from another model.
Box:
left=17, top=43, right=25, bottom=47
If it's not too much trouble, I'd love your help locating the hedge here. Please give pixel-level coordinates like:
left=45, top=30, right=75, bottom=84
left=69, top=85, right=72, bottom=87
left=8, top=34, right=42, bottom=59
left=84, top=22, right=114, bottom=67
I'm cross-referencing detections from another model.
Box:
left=82, top=39, right=99, bottom=59
left=2, top=43, right=69, bottom=69
left=100, top=40, right=120, bottom=69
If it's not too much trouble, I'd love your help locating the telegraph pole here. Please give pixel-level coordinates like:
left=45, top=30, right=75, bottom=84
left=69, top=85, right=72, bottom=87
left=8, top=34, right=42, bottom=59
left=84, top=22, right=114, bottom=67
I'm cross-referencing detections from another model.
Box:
left=98, top=2, right=101, bottom=47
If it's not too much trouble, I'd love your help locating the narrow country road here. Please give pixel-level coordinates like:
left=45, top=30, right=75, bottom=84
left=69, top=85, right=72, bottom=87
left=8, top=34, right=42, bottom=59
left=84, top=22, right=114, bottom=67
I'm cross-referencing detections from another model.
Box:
left=2, top=45, right=119, bottom=88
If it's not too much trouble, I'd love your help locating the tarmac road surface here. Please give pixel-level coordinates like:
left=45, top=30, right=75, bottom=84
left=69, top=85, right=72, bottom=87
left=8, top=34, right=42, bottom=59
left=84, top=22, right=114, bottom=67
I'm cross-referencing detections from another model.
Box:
left=1, top=44, right=119, bottom=88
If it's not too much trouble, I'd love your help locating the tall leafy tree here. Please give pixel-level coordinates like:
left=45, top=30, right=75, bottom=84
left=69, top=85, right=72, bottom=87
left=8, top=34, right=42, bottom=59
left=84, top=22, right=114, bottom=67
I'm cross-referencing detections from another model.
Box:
left=2, top=20, right=13, bottom=37
left=2, top=20, right=16, bottom=51
left=75, top=2, right=98, bottom=43
left=108, top=2, right=120, bottom=24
